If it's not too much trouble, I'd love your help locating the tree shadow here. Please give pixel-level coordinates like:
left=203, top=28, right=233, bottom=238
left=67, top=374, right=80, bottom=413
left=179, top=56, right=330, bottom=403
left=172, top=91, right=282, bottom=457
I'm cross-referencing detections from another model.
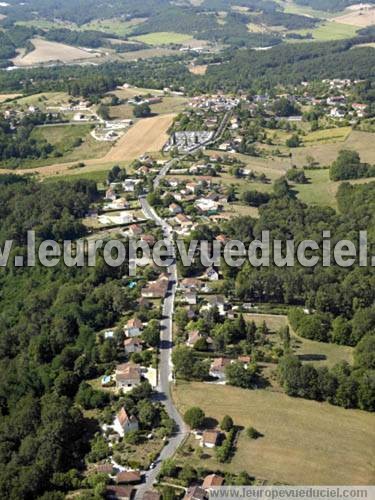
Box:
left=202, top=417, right=218, bottom=429
left=298, top=354, right=326, bottom=362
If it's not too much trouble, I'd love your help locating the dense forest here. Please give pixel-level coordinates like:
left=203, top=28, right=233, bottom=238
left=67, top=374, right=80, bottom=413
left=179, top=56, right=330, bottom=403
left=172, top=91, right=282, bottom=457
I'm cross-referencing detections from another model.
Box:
left=43, top=28, right=112, bottom=48
left=197, top=12, right=282, bottom=47
left=202, top=39, right=375, bottom=91
left=0, top=0, right=350, bottom=59
left=0, top=177, right=136, bottom=499
left=200, top=0, right=279, bottom=12
left=235, top=182, right=375, bottom=411
left=1, top=0, right=169, bottom=25
left=131, top=7, right=218, bottom=36
left=0, top=116, right=56, bottom=164
left=251, top=11, right=319, bottom=30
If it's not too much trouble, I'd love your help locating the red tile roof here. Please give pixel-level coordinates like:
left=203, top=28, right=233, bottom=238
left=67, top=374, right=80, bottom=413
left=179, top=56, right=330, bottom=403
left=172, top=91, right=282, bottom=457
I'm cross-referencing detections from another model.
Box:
left=116, top=407, right=138, bottom=427
left=202, top=474, right=224, bottom=489
left=202, top=430, right=220, bottom=445
left=116, top=470, right=141, bottom=484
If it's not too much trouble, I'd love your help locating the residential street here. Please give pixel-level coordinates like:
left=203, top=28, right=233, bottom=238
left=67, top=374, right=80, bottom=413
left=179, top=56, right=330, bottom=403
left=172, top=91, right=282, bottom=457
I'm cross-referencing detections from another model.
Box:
left=135, top=112, right=230, bottom=497
left=135, top=197, right=188, bottom=499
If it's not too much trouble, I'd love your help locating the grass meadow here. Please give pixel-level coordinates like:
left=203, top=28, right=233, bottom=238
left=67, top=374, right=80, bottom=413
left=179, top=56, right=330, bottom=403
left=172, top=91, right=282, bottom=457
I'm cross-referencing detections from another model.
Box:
left=172, top=382, right=375, bottom=485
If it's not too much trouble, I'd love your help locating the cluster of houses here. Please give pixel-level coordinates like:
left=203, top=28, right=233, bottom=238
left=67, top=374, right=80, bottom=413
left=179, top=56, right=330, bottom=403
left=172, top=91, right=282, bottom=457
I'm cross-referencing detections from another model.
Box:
left=99, top=465, right=225, bottom=500
left=183, top=474, right=225, bottom=500
left=47, top=99, right=92, bottom=113
left=177, top=273, right=255, bottom=384
left=302, top=79, right=368, bottom=119
left=2, top=103, right=62, bottom=125
left=174, top=82, right=370, bottom=155
left=188, top=95, right=241, bottom=113
left=158, top=172, right=232, bottom=235
left=95, top=451, right=161, bottom=500
left=100, top=310, right=155, bottom=391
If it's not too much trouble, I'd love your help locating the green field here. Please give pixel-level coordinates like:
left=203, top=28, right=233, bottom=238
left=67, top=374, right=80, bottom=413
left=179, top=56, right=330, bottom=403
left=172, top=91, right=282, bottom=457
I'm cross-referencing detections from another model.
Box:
left=81, top=18, right=147, bottom=37
left=293, top=168, right=375, bottom=209
left=16, top=19, right=73, bottom=30
left=244, top=313, right=288, bottom=332
left=290, top=130, right=375, bottom=169
left=109, top=95, right=188, bottom=120
left=303, top=126, right=352, bottom=144
left=118, top=47, right=178, bottom=61
left=22, top=124, right=111, bottom=168
left=43, top=168, right=109, bottom=184
left=222, top=203, right=260, bottom=219
left=292, top=168, right=337, bottom=207
left=244, top=313, right=353, bottom=368
left=173, top=382, right=375, bottom=485
left=7, top=91, right=70, bottom=108
left=131, top=32, right=193, bottom=45
left=291, top=331, right=353, bottom=368
left=39, top=158, right=132, bottom=182
left=150, top=96, right=189, bottom=115
left=36, top=123, right=91, bottom=145
left=290, top=21, right=358, bottom=41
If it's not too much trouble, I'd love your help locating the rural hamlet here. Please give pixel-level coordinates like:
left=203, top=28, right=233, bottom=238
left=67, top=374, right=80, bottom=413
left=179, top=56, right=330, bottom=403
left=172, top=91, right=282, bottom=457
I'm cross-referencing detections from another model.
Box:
left=0, top=0, right=373, bottom=499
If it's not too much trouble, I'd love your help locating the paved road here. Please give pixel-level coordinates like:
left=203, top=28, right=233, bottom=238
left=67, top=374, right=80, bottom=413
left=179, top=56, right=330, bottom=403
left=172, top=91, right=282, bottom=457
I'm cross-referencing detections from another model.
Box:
left=134, top=112, right=230, bottom=497
left=135, top=198, right=188, bottom=499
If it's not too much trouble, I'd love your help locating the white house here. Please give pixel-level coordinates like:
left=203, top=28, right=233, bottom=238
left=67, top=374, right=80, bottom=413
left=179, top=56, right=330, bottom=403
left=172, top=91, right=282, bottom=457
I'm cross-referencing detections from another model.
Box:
left=122, top=179, right=141, bottom=192
left=195, top=199, right=219, bottom=214
left=104, top=330, right=115, bottom=340
left=206, top=295, right=226, bottom=315
left=113, top=407, right=139, bottom=437
left=115, top=363, right=141, bottom=392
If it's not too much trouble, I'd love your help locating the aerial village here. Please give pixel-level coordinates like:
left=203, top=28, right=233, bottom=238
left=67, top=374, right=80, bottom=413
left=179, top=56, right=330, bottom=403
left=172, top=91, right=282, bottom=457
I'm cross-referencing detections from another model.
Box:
left=0, top=67, right=372, bottom=500
left=50, top=73, right=375, bottom=500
